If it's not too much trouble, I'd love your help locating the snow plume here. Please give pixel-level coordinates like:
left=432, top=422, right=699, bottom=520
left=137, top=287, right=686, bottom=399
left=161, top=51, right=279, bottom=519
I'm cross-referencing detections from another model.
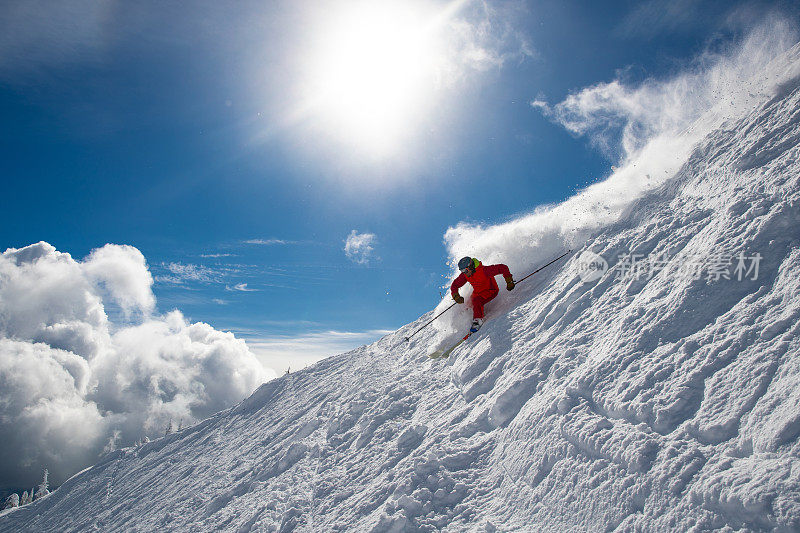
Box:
left=540, top=16, right=799, bottom=161
left=438, top=18, right=800, bottom=334
left=0, top=242, right=273, bottom=488
left=344, top=230, right=378, bottom=265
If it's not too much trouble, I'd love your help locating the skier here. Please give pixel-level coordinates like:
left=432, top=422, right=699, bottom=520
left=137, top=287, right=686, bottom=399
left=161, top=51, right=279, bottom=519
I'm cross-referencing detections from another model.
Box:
left=451, top=256, right=515, bottom=332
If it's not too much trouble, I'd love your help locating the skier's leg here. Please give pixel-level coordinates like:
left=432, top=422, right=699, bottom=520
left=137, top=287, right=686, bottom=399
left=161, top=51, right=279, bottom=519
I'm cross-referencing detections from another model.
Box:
left=471, top=288, right=499, bottom=319
left=471, top=294, right=486, bottom=319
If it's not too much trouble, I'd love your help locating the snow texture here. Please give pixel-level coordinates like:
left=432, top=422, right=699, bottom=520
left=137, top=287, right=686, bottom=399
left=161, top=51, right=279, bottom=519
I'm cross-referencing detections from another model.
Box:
left=4, top=43, right=800, bottom=533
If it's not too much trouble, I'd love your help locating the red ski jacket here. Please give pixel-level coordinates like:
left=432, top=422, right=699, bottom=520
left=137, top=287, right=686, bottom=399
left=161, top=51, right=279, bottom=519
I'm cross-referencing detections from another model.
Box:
left=451, top=261, right=512, bottom=299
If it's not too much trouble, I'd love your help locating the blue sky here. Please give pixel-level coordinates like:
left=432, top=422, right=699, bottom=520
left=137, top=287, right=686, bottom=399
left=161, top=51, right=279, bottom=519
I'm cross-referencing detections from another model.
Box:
left=1, top=0, right=796, bottom=373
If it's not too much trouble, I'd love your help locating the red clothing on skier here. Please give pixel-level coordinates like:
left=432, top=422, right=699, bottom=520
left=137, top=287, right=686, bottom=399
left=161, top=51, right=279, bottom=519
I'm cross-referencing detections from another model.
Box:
left=450, top=258, right=514, bottom=319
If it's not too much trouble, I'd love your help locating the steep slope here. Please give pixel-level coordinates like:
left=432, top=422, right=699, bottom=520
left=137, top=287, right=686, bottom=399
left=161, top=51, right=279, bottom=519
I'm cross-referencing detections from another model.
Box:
left=4, top=57, right=800, bottom=533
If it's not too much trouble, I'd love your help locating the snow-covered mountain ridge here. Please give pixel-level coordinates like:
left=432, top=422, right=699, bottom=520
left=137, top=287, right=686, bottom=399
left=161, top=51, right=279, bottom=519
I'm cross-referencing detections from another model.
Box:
left=4, top=54, right=800, bottom=533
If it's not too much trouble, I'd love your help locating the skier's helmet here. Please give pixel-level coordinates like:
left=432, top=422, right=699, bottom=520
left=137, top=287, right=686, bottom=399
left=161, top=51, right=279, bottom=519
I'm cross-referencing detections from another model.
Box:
left=458, top=256, right=474, bottom=273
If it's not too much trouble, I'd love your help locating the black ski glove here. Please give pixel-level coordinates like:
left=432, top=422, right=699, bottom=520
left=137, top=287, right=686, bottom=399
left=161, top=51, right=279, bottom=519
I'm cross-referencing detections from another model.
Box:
left=505, top=276, right=515, bottom=291
left=453, top=293, right=464, bottom=304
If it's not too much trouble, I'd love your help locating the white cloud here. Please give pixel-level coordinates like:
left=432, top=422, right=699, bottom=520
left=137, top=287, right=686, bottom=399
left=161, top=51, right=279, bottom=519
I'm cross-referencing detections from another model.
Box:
left=93, top=312, right=268, bottom=436
left=344, top=230, right=378, bottom=265
left=243, top=238, right=293, bottom=245
left=529, top=96, right=548, bottom=111
left=226, top=283, right=259, bottom=292
left=84, top=244, right=155, bottom=316
left=156, top=261, right=271, bottom=294
left=161, top=262, right=222, bottom=284
left=246, top=329, right=393, bottom=375
left=0, top=242, right=275, bottom=488
left=0, top=339, right=107, bottom=489
left=441, top=0, right=535, bottom=78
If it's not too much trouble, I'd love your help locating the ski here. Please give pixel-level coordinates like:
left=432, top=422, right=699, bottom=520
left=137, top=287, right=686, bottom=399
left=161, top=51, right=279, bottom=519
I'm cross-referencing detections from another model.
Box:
left=428, top=331, right=473, bottom=359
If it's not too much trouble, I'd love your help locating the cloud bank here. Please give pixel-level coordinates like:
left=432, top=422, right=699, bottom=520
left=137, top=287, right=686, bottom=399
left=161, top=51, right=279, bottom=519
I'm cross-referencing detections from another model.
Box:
left=436, top=17, right=800, bottom=336
left=0, top=242, right=274, bottom=488
left=246, top=329, right=394, bottom=376
left=344, top=230, right=378, bottom=265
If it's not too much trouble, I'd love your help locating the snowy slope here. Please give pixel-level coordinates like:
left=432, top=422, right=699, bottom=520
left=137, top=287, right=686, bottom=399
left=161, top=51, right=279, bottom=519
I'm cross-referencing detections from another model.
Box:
left=4, top=53, right=800, bottom=533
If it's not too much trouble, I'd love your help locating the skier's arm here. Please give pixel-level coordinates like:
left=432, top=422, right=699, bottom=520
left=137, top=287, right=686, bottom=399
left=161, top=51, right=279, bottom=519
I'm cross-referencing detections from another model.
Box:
left=485, top=264, right=515, bottom=290
left=450, top=274, right=466, bottom=303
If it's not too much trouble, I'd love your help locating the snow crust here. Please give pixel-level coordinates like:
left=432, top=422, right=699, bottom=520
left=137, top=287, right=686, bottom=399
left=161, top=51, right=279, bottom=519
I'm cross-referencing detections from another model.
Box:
left=4, top=45, right=800, bottom=533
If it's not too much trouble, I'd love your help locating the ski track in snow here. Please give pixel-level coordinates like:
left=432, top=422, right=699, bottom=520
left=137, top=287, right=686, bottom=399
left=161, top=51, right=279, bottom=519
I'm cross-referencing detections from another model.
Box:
left=5, top=49, right=800, bottom=533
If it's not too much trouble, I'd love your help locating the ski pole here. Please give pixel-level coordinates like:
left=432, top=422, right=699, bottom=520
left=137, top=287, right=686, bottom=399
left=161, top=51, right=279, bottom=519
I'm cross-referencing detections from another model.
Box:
left=514, top=249, right=572, bottom=285
left=404, top=301, right=457, bottom=342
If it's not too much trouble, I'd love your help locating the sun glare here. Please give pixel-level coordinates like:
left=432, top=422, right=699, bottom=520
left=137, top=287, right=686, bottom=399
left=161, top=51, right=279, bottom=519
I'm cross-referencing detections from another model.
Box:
left=303, top=1, right=445, bottom=155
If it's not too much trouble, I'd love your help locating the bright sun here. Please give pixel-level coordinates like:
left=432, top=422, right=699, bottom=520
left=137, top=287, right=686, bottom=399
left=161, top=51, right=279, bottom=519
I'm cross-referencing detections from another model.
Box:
left=302, top=1, right=448, bottom=155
